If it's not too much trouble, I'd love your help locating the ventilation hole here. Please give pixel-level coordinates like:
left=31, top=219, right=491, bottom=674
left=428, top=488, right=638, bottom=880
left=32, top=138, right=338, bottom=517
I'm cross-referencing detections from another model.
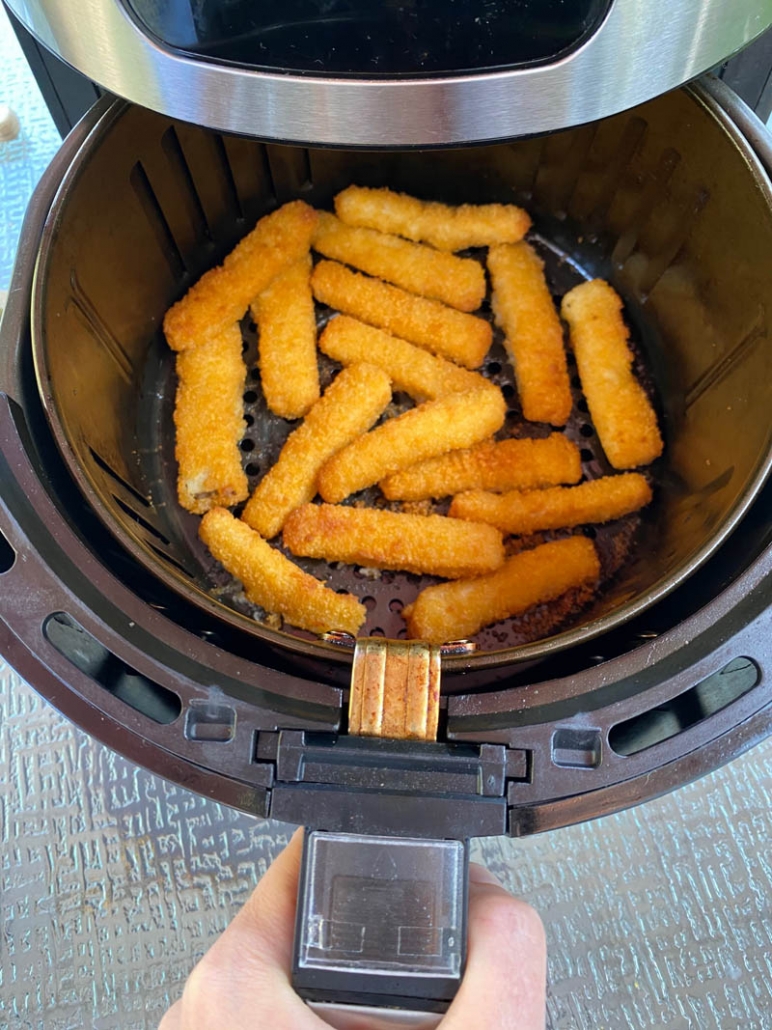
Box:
left=571, top=375, right=582, bottom=389
left=486, top=361, right=502, bottom=375
left=113, top=496, right=172, bottom=545
left=250, top=368, right=260, bottom=381
left=583, top=526, right=597, bottom=539
left=389, top=598, right=404, bottom=613
left=198, top=628, right=224, bottom=647
left=129, top=161, right=185, bottom=279
left=577, top=398, right=589, bottom=414
left=90, top=448, right=150, bottom=508
left=148, top=543, right=196, bottom=580
left=580, top=448, right=594, bottom=463
left=506, top=410, right=519, bottom=420
left=44, top=612, right=181, bottom=725
left=245, top=463, right=260, bottom=477
left=370, top=627, right=385, bottom=637
left=609, top=657, right=761, bottom=757
left=0, top=527, right=16, bottom=574
left=580, top=424, right=595, bottom=438
left=161, top=125, right=212, bottom=245
left=243, top=390, right=258, bottom=404
left=336, top=588, right=350, bottom=595
left=362, top=595, right=377, bottom=611
left=248, top=319, right=257, bottom=332
left=242, top=339, right=249, bottom=353
left=244, top=413, right=254, bottom=427
left=397, top=628, right=407, bottom=639
left=240, top=438, right=255, bottom=452
left=552, top=727, right=601, bottom=769
left=212, top=133, right=244, bottom=221
left=502, top=384, right=515, bottom=399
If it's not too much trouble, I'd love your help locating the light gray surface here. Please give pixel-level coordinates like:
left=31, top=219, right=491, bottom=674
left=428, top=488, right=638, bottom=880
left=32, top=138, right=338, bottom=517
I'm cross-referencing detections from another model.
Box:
left=6, top=0, right=772, bottom=146
left=2, top=13, right=772, bottom=1028
left=3, top=660, right=772, bottom=1030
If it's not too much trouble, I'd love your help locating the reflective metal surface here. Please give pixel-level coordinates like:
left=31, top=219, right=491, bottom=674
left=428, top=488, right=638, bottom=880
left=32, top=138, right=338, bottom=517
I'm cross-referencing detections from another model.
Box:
left=5, top=0, right=772, bottom=145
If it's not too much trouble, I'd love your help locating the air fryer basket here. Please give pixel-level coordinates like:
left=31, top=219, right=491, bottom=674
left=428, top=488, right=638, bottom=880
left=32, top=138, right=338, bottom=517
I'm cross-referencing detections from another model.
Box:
left=31, top=85, right=772, bottom=676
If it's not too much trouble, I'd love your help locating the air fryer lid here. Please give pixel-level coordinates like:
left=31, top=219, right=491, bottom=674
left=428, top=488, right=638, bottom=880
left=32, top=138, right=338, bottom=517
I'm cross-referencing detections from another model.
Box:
left=5, top=0, right=772, bottom=144
left=31, top=84, right=772, bottom=675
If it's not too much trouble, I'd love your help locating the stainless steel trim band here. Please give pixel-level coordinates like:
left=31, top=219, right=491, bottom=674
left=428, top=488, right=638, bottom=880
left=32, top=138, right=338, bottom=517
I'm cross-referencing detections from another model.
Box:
left=6, top=0, right=772, bottom=146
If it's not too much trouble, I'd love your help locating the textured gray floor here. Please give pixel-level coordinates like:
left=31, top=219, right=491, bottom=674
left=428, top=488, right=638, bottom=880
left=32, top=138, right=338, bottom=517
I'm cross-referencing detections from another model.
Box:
left=2, top=9, right=772, bottom=1028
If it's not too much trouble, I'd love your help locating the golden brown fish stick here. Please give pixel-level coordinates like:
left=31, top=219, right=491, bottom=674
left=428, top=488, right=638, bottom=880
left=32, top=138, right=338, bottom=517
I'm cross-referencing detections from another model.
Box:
left=318, top=386, right=506, bottom=504
left=313, top=212, right=486, bottom=312
left=449, top=473, right=652, bottom=535
left=403, top=536, right=600, bottom=643
left=174, top=324, right=248, bottom=514
left=250, top=254, right=319, bottom=419
left=284, top=504, right=504, bottom=579
left=380, top=433, right=582, bottom=501
left=242, top=363, right=392, bottom=539
left=561, top=279, right=663, bottom=469
left=311, top=260, right=492, bottom=368
left=200, top=508, right=366, bottom=636
left=164, top=200, right=318, bottom=352
left=319, top=316, right=487, bottom=402
left=335, top=185, right=532, bottom=252
left=488, top=242, right=572, bottom=426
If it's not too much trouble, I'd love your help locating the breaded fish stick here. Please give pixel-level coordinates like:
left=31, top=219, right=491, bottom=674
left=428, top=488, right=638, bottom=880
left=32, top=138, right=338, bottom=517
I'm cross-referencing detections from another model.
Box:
left=174, top=324, right=248, bottom=514
left=250, top=254, right=319, bottom=419
left=313, top=212, right=486, bottom=312
left=319, top=316, right=487, bottom=402
left=449, top=473, right=652, bottom=534
left=488, top=242, right=572, bottom=425
left=284, top=504, right=504, bottom=579
left=242, top=363, right=392, bottom=538
left=561, top=279, right=663, bottom=468
left=200, top=508, right=366, bottom=636
left=310, top=261, right=492, bottom=370
left=318, top=386, right=506, bottom=503
left=164, top=200, right=318, bottom=352
left=380, top=433, right=582, bottom=501
left=311, top=260, right=491, bottom=368
left=335, top=185, right=532, bottom=252
left=403, top=536, right=600, bottom=643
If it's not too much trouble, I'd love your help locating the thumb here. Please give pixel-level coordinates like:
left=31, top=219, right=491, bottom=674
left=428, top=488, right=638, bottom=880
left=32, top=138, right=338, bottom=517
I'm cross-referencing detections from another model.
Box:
left=441, top=863, right=546, bottom=1030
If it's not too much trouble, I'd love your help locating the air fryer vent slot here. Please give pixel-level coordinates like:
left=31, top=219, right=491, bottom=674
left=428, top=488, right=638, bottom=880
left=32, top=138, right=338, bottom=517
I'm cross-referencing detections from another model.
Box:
left=609, top=656, right=760, bottom=757
left=43, top=612, right=182, bottom=725
left=0, top=527, right=15, bottom=574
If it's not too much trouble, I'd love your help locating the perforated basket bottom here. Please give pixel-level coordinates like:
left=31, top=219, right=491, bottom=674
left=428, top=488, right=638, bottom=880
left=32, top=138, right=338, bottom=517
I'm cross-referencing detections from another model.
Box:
left=140, top=231, right=658, bottom=650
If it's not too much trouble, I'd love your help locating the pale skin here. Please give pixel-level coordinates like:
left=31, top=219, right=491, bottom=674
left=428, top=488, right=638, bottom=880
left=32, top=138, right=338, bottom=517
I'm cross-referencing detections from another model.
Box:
left=158, top=829, right=547, bottom=1030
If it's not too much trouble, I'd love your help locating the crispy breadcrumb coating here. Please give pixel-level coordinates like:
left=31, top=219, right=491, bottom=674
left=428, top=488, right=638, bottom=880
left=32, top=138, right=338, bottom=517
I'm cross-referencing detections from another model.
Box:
left=242, top=363, right=392, bottom=538
left=488, top=242, right=572, bottom=425
left=380, top=433, right=582, bottom=500
left=561, top=279, right=663, bottom=468
left=164, top=200, right=318, bottom=351
left=335, top=185, right=532, bottom=251
left=284, top=503, right=504, bottom=579
left=174, top=323, right=248, bottom=514
left=251, top=254, right=319, bottom=419
left=449, top=473, right=652, bottom=534
left=403, top=536, right=600, bottom=643
left=200, top=508, right=366, bottom=636
left=319, top=315, right=488, bottom=401
left=318, top=386, right=506, bottom=503
left=313, top=212, right=486, bottom=312
left=311, top=260, right=491, bottom=368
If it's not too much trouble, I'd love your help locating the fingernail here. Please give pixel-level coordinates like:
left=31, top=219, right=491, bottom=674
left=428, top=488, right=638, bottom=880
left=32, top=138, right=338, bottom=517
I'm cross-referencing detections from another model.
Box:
left=469, top=862, right=503, bottom=887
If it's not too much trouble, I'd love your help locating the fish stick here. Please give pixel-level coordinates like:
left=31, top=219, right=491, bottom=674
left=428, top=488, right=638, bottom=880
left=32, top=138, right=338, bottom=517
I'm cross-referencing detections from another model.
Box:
left=449, top=473, right=652, bottom=535
left=164, top=200, right=318, bottom=352
left=488, top=242, right=572, bottom=426
left=250, top=254, right=319, bottom=419
left=335, top=185, right=532, bottom=252
left=380, top=433, right=582, bottom=501
left=561, top=279, right=663, bottom=469
left=242, top=363, right=392, bottom=539
left=313, top=212, right=486, bottom=312
left=403, top=536, right=600, bottom=643
left=284, top=504, right=504, bottom=579
left=319, top=316, right=488, bottom=402
left=311, top=260, right=491, bottom=368
left=174, top=323, right=248, bottom=514
left=318, top=386, right=506, bottom=504
left=200, top=508, right=366, bottom=636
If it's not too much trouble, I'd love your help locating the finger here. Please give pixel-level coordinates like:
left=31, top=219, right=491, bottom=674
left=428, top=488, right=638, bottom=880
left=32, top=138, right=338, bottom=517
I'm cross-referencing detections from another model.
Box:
left=442, top=865, right=546, bottom=1030
left=157, top=998, right=182, bottom=1030
left=172, top=828, right=327, bottom=1030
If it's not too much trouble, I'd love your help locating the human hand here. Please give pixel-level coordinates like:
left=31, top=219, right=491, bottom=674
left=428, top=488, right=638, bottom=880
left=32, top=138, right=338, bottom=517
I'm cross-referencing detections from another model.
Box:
left=159, top=829, right=546, bottom=1030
